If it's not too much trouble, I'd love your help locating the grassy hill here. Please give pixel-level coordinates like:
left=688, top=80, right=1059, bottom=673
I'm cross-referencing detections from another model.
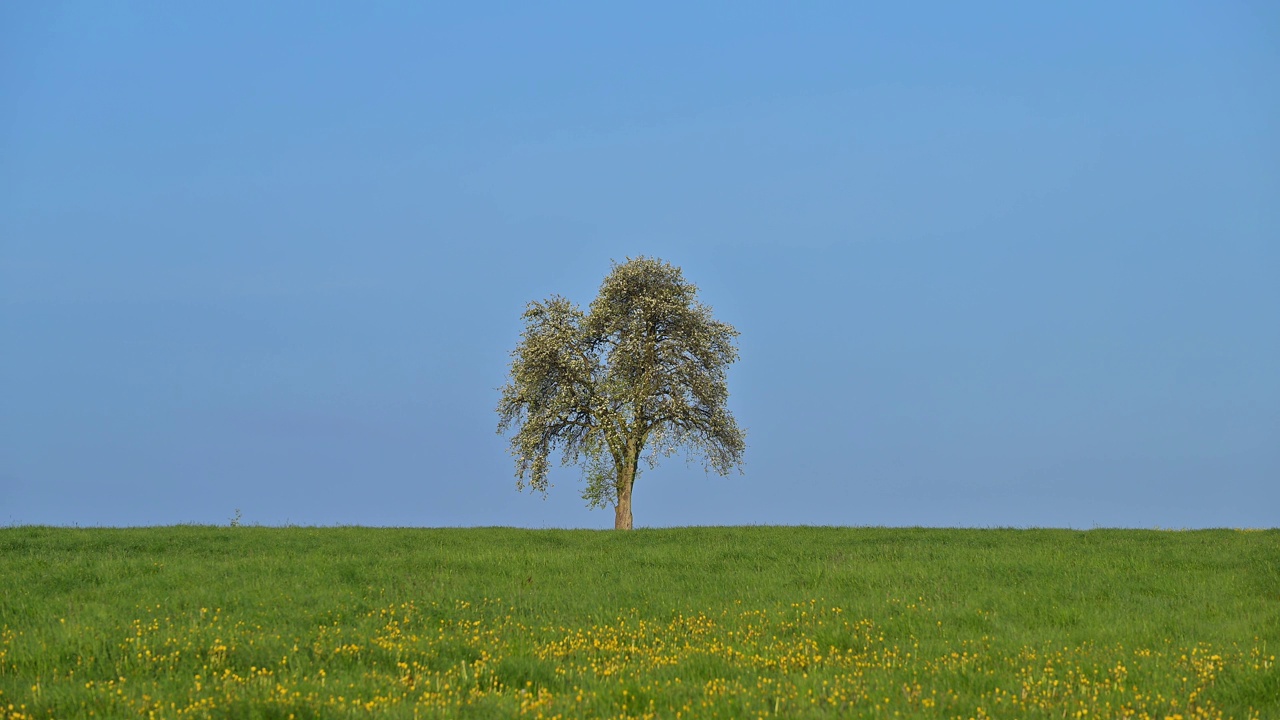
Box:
left=1, top=526, right=1276, bottom=718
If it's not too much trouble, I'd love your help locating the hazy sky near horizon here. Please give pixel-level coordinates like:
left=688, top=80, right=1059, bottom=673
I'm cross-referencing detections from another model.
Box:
left=2, top=2, right=1277, bottom=529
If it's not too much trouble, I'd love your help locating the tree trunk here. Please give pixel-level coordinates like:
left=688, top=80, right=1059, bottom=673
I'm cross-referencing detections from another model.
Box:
left=614, top=480, right=633, bottom=530
left=613, top=441, right=640, bottom=530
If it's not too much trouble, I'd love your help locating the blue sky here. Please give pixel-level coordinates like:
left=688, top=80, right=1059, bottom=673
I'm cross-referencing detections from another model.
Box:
left=2, top=2, right=1276, bottom=529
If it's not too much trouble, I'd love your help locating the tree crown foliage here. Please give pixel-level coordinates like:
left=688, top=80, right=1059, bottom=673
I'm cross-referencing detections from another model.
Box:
left=496, top=257, right=745, bottom=519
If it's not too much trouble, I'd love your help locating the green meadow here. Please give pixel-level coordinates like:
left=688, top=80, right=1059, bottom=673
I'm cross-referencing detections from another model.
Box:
left=1, top=526, right=1276, bottom=719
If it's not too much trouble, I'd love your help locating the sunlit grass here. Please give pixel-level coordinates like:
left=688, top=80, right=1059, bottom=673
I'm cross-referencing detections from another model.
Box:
left=2, top=526, right=1276, bottom=718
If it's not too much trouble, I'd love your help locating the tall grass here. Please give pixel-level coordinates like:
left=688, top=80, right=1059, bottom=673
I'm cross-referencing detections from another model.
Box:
left=2, top=526, right=1276, bottom=718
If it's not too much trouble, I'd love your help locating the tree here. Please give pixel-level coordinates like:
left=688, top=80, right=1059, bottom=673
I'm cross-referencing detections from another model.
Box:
left=497, top=257, right=745, bottom=529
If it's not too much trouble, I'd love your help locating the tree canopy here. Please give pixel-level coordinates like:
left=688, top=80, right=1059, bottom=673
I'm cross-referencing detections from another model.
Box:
left=497, top=257, right=745, bottom=529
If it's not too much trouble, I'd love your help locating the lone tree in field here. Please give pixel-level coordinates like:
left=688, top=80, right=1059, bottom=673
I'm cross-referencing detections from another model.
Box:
left=497, top=257, right=745, bottom=530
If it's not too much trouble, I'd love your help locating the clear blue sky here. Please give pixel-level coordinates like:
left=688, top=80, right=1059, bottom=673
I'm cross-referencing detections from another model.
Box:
left=2, top=2, right=1276, bottom=529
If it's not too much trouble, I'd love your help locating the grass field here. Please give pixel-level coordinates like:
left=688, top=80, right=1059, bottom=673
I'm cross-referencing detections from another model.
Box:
left=1, top=526, right=1276, bottom=719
